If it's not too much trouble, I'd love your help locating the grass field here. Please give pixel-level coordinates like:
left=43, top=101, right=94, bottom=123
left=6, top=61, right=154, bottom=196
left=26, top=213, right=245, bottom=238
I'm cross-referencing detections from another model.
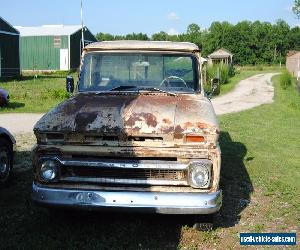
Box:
left=0, top=75, right=299, bottom=249
left=0, top=73, right=76, bottom=113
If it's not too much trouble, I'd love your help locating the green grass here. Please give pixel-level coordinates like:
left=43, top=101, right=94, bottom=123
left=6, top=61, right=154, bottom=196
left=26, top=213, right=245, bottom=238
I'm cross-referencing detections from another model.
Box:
left=220, top=75, right=300, bottom=208
left=0, top=74, right=299, bottom=249
left=0, top=73, right=77, bottom=113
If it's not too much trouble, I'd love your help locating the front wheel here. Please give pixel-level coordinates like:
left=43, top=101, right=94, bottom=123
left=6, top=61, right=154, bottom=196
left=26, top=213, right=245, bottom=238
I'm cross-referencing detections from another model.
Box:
left=0, top=138, right=13, bottom=185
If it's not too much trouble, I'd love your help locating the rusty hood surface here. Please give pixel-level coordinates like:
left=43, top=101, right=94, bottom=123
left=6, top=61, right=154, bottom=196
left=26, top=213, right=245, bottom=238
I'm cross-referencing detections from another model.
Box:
left=34, top=93, right=219, bottom=138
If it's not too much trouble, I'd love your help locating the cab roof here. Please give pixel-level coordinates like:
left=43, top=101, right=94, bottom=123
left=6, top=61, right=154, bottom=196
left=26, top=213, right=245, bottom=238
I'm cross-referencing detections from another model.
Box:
left=84, top=40, right=200, bottom=52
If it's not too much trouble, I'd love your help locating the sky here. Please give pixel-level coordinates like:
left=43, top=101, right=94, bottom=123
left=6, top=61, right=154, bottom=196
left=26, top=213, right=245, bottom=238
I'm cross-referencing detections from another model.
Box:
left=1, top=0, right=298, bottom=36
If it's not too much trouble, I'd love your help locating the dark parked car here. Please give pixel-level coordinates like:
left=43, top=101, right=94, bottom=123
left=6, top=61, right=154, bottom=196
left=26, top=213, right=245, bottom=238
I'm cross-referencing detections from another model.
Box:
left=0, top=127, right=16, bottom=185
left=0, top=88, right=10, bottom=107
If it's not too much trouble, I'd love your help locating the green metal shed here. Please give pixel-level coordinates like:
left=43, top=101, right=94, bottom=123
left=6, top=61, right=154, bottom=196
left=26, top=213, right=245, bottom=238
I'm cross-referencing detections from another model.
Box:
left=17, top=25, right=97, bottom=71
left=0, top=17, right=20, bottom=78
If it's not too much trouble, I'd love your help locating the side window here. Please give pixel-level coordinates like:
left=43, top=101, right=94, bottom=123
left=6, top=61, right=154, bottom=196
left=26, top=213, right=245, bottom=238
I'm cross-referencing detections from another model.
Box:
left=80, top=54, right=101, bottom=90
left=80, top=54, right=92, bottom=89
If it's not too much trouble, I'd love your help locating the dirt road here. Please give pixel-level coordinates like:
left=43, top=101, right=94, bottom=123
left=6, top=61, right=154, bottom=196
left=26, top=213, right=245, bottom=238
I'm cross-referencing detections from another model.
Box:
left=0, top=113, right=43, bottom=135
left=212, top=73, right=276, bottom=115
left=0, top=73, right=276, bottom=134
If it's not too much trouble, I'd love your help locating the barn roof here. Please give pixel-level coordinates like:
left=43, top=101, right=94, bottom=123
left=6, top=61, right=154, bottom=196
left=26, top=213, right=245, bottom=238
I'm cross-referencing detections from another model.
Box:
left=208, top=48, right=233, bottom=59
left=15, top=25, right=84, bottom=37
left=287, top=50, right=300, bottom=57
left=0, top=16, right=19, bottom=35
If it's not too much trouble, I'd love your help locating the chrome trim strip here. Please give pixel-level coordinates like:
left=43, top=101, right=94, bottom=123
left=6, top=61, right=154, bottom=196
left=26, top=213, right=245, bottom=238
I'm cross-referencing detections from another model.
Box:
left=48, top=157, right=188, bottom=170
left=32, top=182, right=222, bottom=214
left=61, top=176, right=188, bottom=186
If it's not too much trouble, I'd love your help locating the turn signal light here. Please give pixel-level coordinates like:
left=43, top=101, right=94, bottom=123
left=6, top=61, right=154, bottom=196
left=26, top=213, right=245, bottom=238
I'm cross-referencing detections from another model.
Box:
left=186, top=135, right=205, bottom=143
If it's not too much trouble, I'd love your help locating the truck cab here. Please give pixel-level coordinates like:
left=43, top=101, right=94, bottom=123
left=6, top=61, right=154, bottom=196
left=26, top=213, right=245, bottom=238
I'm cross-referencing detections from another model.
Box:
left=32, top=41, right=222, bottom=221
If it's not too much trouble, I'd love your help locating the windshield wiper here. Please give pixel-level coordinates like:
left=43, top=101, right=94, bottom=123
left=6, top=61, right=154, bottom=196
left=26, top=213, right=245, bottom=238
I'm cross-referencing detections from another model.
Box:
left=108, top=85, right=138, bottom=91
left=138, top=87, right=177, bottom=96
left=92, top=85, right=177, bottom=96
left=92, top=85, right=138, bottom=95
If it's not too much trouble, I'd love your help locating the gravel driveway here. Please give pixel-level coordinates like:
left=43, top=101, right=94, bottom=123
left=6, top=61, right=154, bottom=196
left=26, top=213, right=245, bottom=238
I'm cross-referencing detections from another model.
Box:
left=0, top=73, right=276, bottom=135
left=212, top=73, right=276, bottom=115
left=0, top=113, right=44, bottom=135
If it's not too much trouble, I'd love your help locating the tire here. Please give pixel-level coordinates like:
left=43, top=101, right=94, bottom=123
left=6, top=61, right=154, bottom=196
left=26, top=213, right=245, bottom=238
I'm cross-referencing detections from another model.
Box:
left=0, top=137, right=13, bottom=186
left=192, top=214, right=215, bottom=231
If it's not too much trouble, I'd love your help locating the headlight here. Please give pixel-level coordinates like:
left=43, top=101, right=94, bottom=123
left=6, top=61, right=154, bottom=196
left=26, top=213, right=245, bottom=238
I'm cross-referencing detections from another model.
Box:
left=40, top=159, right=59, bottom=181
left=189, top=161, right=211, bottom=188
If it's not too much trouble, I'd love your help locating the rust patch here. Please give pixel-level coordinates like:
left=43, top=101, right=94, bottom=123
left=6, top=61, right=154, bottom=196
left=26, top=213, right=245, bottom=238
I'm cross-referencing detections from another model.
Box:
left=174, top=125, right=184, bottom=134
left=183, top=121, right=194, bottom=129
left=125, top=113, right=157, bottom=128
left=162, top=118, right=172, bottom=125
left=142, top=113, right=157, bottom=127
left=75, top=112, right=98, bottom=131
left=196, top=122, right=210, bottom=129
left=174, top=125, right=184, bottom=139
left=132, top=126, right=141, bottom=133
left=125, top=114, right=143, bottom=127
left=161, top=126, right=174, bottom=134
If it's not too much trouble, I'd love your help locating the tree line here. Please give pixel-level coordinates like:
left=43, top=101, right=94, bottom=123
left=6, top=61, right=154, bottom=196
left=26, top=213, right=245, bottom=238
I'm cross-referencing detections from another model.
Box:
left=96, top=20, right=300, bottom=65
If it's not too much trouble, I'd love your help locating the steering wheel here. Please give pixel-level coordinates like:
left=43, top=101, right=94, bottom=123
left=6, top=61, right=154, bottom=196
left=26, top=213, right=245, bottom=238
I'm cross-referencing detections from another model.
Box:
left=159, top=75, right=188, bottom=88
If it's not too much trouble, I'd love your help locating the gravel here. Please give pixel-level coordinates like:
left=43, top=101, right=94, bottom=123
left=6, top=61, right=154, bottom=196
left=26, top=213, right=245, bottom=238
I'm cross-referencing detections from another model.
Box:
left=212, top=73, right=276, bottom=115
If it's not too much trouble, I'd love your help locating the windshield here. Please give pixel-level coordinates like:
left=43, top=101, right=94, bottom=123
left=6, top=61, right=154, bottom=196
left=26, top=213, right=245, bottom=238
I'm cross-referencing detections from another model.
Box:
left=78, top=52, right=199, bottom=93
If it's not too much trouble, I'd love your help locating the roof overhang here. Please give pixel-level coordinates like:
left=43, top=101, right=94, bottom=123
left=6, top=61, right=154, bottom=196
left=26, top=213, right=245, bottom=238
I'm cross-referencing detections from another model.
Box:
left=15, top=25, right=84, bottom=37
left=208, top=55, right=232, bottom=59
left=84, top=41, right=200, bottom=53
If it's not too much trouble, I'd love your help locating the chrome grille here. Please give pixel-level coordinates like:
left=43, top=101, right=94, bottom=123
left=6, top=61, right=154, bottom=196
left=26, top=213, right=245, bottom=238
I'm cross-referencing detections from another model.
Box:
left=63, top=167, right=186, bottom=181
left=54, top=157, right=189, bottom=186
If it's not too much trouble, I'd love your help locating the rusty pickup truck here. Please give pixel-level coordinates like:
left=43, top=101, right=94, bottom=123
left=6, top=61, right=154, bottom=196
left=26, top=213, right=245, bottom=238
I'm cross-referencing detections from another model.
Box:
left=32, top=41, right=221, bottom=222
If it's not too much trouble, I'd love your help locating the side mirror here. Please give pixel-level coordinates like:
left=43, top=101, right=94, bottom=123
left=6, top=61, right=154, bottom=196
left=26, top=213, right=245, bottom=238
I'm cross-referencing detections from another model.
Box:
left=208, top=78, right=219, bottom=99
left=66, top=75, right=74, bottom=93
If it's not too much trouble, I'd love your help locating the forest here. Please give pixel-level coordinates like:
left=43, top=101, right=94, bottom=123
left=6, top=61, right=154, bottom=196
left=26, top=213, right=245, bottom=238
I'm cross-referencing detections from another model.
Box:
left=96, top=20, right=300, bottom=65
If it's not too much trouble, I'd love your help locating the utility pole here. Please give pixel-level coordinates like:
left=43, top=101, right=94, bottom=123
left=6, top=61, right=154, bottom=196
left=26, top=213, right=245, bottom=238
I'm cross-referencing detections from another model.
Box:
left=81, top=0, right=84, bottom=50
left=297, top=58, right=300, bottom=81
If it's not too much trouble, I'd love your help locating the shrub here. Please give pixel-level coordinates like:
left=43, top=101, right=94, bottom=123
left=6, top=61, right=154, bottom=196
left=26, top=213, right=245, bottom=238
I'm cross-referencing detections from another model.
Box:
left=228, top=64, right=235, bottom=77
left=219, top=64, right=230, bottom=84
left=205, top=63, right=233, bottom=85
left=279, top=70, right=292, bottom=90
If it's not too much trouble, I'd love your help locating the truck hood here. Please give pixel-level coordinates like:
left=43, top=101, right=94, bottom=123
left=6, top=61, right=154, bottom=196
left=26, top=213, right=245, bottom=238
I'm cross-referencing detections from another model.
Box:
left=34, top=93, right=219, bottom=138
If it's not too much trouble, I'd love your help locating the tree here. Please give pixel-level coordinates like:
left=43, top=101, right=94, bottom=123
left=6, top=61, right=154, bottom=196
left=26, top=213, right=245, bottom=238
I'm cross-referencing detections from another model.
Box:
left=152, top=31, right=168, bottom=41
left=96, top=19, right=299, bottom=65
left=272, top=20, right=290, bottom=63
left=292, top=0, right=300, bottom=19
left=125, top=33, right=149, bottom=40
left=289, top=26, right=300, bottom=50
left=96, top=32, right=115, bottom=41
left=185, top=23, right=202, bottom=48
left=187, top=23, right=201, bottom=34
left=202, top=21, right=234, bottom=57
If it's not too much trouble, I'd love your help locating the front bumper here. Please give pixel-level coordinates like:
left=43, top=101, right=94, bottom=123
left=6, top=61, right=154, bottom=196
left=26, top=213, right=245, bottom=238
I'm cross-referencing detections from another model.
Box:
left=32, top=182, right=222, bottom=214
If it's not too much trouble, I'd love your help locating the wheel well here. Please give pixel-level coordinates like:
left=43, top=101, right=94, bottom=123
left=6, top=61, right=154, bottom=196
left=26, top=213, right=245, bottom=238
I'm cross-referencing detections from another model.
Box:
left=0, top=134, right=13, bottom=149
